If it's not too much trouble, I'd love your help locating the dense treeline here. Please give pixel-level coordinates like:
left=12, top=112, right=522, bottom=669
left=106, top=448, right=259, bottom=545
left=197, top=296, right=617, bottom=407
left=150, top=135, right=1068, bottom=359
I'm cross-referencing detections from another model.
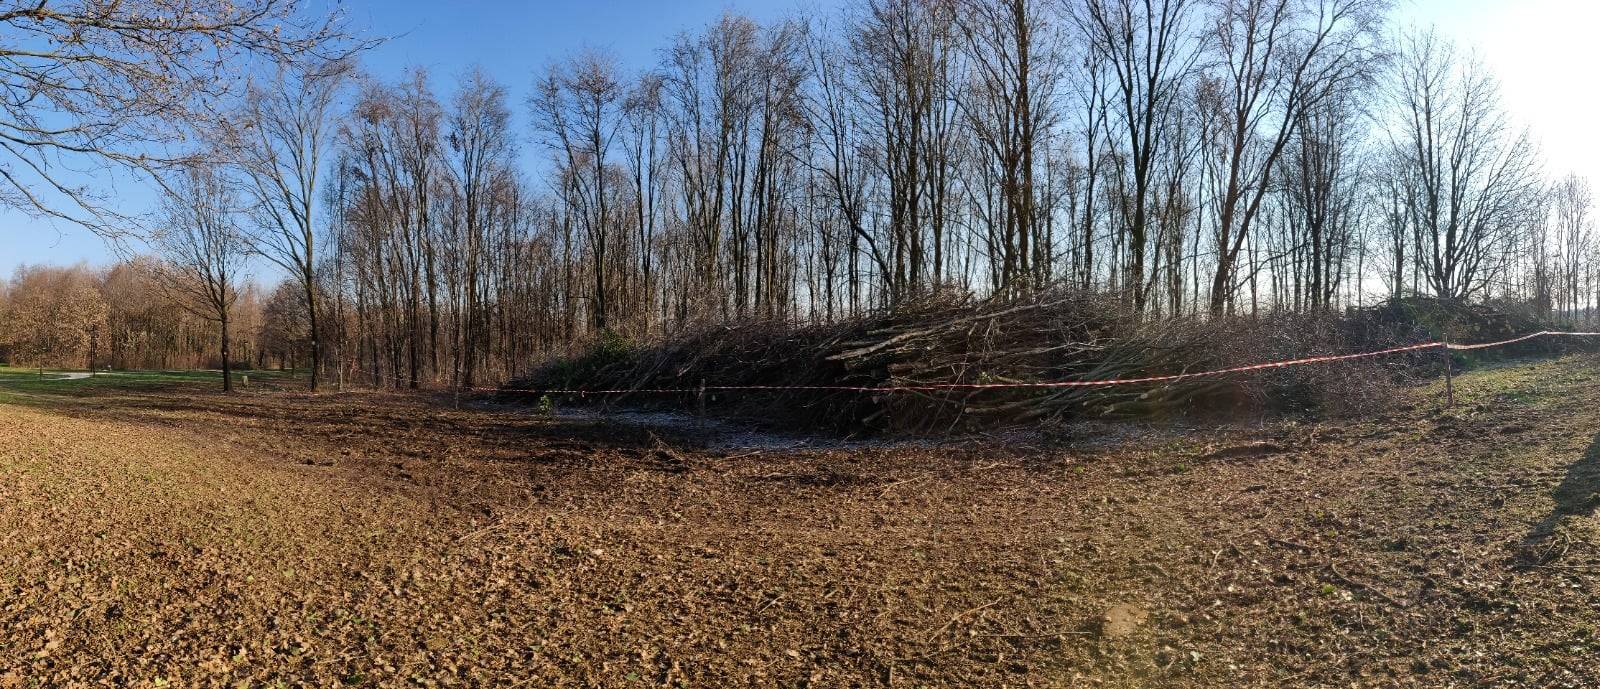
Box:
left=0, top=0, right=347, bottom=376
left=0, top=262, right=298, bottom=371
left=8, top=0, right=1597, bottom=393
left=306, top=0, right=1592, bottom=391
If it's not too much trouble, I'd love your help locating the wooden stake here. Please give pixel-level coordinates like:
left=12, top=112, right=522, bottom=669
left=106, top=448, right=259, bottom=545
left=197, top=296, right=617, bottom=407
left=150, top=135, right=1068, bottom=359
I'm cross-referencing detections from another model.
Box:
left=696, top=379, right=708, bottom=436
left=1443, top=338, right=1454, bottom=409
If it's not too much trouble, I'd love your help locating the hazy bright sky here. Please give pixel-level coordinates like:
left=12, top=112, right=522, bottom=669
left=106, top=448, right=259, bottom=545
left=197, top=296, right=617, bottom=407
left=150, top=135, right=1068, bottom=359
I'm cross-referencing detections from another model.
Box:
left=1397, top=0, right=1600, bottom=193
left=2, top=0, right=1595, bottom=277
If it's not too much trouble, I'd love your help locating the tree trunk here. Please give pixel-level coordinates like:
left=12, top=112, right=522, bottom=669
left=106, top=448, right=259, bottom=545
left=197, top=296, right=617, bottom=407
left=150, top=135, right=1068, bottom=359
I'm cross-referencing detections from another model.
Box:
left=221, top=312, right=234, bottom=393
left=305, top=279, right=321, bottom=393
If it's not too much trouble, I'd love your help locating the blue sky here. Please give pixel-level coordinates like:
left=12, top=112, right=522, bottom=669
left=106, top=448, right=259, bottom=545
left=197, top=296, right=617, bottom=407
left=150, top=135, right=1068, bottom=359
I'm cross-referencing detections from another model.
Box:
left=0, top=0, right=830, bottom=277
left=3, top=0, right=1595, bottom=278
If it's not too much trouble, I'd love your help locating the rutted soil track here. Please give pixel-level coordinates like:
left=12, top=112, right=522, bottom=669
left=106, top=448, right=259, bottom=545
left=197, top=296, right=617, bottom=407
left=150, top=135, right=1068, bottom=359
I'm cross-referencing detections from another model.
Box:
left=2, top=357, right=1598, bottom=687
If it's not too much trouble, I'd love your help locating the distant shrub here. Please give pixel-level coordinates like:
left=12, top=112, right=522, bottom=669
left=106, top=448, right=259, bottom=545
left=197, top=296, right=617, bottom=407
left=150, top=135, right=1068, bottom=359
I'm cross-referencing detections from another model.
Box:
left=594, top=329, right=635, bottom=360
left=537, top=329, right=637, bottom=390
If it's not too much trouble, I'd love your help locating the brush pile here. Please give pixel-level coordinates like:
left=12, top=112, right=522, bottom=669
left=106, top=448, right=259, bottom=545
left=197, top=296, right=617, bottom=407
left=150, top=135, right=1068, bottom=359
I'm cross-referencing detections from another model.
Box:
left=510, top=291, right=1576, bottom=434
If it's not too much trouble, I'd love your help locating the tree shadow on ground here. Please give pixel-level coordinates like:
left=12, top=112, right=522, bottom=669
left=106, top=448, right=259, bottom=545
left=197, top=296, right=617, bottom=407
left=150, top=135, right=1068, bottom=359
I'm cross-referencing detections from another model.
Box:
left=1525, top=434, right=1600, bottom=543
left=9, top=385, right=668, bottom=457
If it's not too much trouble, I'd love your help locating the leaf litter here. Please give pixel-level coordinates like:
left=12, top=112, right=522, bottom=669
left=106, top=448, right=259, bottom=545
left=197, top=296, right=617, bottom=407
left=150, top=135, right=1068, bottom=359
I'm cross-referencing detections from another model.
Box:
left=0, top=356, right=1598, bottom=687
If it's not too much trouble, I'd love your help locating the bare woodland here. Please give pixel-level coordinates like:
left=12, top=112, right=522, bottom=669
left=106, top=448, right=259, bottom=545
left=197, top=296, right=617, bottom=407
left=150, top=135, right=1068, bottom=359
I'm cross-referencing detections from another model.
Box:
left=0, top=0, right=1593, bottom=391
left=6, top=4, right=1600, bottom=685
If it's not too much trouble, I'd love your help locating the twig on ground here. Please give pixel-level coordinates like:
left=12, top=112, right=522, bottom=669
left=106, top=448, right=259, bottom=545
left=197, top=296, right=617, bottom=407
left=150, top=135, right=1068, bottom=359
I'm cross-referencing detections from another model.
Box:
left=973, top=629, right=1093, bottom=640
left=1267, top=537, right=1315, bottom=552
left=457, top=506, right=537, bottom=544
left=1328, top=561, right=1407, bottom=607
left=1522, top=564, right=1600, bottom=572
left=879, top=476, right=924, bottom=497
left=755, top=592, right=785, bottom=613
left=921, top=599, right=1001, bottom=645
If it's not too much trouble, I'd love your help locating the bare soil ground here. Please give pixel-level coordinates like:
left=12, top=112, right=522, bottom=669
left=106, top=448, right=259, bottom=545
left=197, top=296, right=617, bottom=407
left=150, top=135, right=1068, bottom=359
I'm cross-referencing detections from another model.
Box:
left=2, top=357, right=1599, bottom=688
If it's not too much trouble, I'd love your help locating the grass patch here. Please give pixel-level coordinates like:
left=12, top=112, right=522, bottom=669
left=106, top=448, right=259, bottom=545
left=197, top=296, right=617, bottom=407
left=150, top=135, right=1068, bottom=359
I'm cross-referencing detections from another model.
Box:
left=1417, top=355, right=1592, bottom=409
left=0, top=366, right=294, bottom=403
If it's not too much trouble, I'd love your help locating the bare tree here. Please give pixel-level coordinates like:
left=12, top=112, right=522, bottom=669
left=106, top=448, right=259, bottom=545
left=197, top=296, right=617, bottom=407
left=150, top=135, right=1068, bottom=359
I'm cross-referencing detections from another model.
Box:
left=1071, top=0, right=1201, bottom=313
left=803, top=17, right=886, bottom=311
left=532, top=50, right=626, bottom=331
left=849, top=0, right=960, bottom=303
left=622, top=73, right=666, bottom=331
left=155, top=164, right=246, bottom=391
left=445, top=67, right=514, bottom=387
left=79, top=0, right=1595, bottom=398
left=1281, top=89, right=1366, bottom=310
left=958, top=0, right=1063, bottom=295
left=234, top=59, right=351, bottom=392
left=1203, top=0, right=1384, bottom=316
left=1385, top=30, right=1541, bottom=301
left=1551, top=174, right=1593, bottom=318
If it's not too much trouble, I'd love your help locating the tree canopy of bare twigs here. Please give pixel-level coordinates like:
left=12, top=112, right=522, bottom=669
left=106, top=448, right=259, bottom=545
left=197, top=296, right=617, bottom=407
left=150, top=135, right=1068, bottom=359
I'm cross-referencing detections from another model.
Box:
left=154, top=162, right=246, bottom=391
left=27, top=0, right=1594, bottom=396
left=231, top=59, right=352, bottom=392
left=0, top=0, right=365, bottom=240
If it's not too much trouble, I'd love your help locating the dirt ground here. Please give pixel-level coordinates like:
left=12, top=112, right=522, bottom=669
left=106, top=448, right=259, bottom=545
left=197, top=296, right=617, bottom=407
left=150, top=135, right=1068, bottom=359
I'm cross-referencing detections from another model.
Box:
left=2, top=357, right=1598, bottom=688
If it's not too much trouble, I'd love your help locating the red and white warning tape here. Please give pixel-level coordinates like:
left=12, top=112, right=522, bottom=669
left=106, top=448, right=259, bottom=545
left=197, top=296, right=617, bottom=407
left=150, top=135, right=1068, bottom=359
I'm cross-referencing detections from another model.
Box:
left=1444, top=330, right=1600, bottom=351
left=485, top=330, right=1600, bottom=396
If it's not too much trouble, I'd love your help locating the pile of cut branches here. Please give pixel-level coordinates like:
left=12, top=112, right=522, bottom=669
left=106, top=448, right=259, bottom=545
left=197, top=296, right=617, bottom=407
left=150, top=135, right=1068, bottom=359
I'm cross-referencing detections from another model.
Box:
left=510, top=291, right=1535, bottom=434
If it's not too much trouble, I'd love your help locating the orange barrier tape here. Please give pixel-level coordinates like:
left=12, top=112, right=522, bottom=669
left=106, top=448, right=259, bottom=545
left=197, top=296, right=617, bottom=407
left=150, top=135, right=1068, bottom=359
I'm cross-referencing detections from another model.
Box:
left=480, top=331, right=1600, bottom=397
left=1445, top=330, right=1600, bottom=350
